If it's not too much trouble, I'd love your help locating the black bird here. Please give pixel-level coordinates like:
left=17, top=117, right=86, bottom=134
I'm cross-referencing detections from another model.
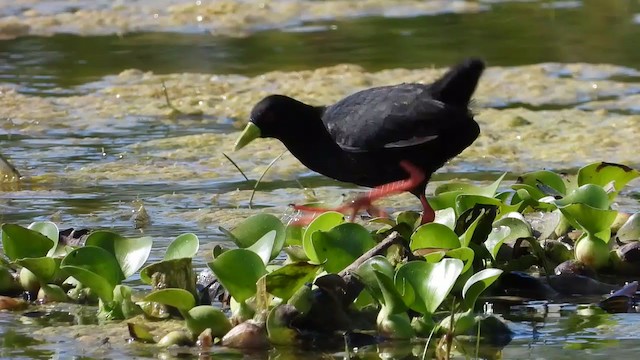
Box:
left=234, top=58, right=485, bottom=224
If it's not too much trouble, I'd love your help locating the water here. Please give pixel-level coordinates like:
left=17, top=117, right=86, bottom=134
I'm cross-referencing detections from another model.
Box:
left=1, top=0, right=640, bottom=358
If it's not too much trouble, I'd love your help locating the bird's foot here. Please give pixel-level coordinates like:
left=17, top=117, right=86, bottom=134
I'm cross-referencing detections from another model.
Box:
left=288, top=160, right=427, bottom=226
left=288, top=199, right=387, bottom=226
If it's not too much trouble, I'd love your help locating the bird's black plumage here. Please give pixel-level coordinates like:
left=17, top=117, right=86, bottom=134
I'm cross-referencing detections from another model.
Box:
left=238, top=58, right=484, bottom=205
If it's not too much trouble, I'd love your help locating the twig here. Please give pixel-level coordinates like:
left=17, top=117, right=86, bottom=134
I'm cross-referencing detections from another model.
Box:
left=222, top=152, right=249, bottom=182
left=161, top=80, right=184, bottom=114
left=248, top=150, right=287, bottom=209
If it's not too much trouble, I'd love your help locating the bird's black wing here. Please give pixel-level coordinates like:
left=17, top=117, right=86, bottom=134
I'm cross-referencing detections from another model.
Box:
left=321, top=84, right=463, bottom=152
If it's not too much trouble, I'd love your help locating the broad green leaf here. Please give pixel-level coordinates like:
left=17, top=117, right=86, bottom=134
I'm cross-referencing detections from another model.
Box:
left=353, top=256, right=395, bottom=304
left=187, top=305, right=232, bottom=337
left=396, top=211, right=421, bottom=229
left=248, top=230, right=277, bottom=265
left=225, top=213, right=285, bottom=260
left=282, top=246, right=309, bottom=262
left=516, top=170, right=566, bottom=195
left=395, top=258, right=463, bottom=315
left=428, top=190, right=463, bottom=211
left=15, top=257, right=61, bottom=283
left=374, top=268, right=406, bottom=314
left=140, top=258, right=197, bottom=296
left=462, top=268, right=503, bottom=310
left=312, top=223, right=376, bottom=273
left=559, top=204, right=618, bottom=237
left=265, top=262, right=319, bottom=301
left=139, top=257, right=194, bottom=286
left=302, top=212, right=345, bottom=263
left=60, top=246, right=125, bottom=302
left=410, top=223, right=460, bottom=251
left=435, top=173, right=506, bottom=197
left=424, top=251, right=446, bottom=263
left=285, top=225, right=304, bottom=247
left=2, top=224, right=54, bottom=261
left=434, top=208, right=456, bottom=229
left=617, top=213, right=640, bottom=243
left=85, top=231, right=152, bottom=278
left=511, top=184, right=548, bottom=203
left=208, top=249, right=267, bottom=303
left=455, top=194, right=518, bottom=218
left=144, top=288, right=195, bottom=310
left=127, top=323, right=155, bottom=343
left=456, top=205, right=498, bottom=247
left=445, top=247, right=475, bottom=274
left=27, top=222, right=59, bottom=257
left=554, top=184, right=610, bottom=210
left=485, top=217, right=533, bottom=260
left=456, top=195, right=503, bottom=216
left=165, top=233, right=199, bottom=260
left=267, top=304, right=299, bottom=346
left=459, top=214, right=482, bottom=247
left=577, top=162, right=639, bottom=193
left=434, top=183, right=481, bottom=196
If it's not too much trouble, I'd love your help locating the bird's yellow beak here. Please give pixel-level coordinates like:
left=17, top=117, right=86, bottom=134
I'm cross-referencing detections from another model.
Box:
left=233, top=122, right=261, bottom=151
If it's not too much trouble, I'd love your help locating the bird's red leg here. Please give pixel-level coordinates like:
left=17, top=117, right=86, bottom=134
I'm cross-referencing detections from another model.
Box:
left=419, top=193, right=435, bottom=224
left=290, top=160, right=426, bottom=225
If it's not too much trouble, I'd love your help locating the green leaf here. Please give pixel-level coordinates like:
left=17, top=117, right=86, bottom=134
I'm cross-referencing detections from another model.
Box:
left=410, top=223, right=460, bottom=251
left=434, top=208, right=456, bottom=229
left=139, top=258, right=193, bottom=285
left=285, top=225, right=304, bottom=247
left=456, top=205, right=498, bottom=247
left=60, top=246, right=125, bottom=302
left=396, top=211, right=421, bottom=229
left=165, top=233, right=199, bottom=260
left=15, top=257, right=61, bottom=283
left=225, top=213, right=285, bottom=261
left=144, top=288, right=196, bottom=310
left=312, top=223, right=376, bottom=273
left=455, top=195, right=504, bottom=217
left=302, top=211, right=345, bottom=263
left=2, top=224, right=54, bottom=261
left=187, top=305, right=232, bottom=337
left=248, top=230, right=277, bottom=265
left=554, top=184, right=610, bottom=210
left=459, top=215, right=482, bottom=247
left=462, top=268, right=503, bottom=310
left=577, top=162, right=639, bottom=193
left=27, top=222, right=60, bottom=257
left=436, top=174, right=506, bottom=197
left=373, top=268, right=406, bottom=315
left=353, top=256, right=395, bottom=304
left=559, top=204, right=618, bottom=237
left=485, top=217, right=533, bottom=260
left=516, top=170, right=567, bottom=195
left=444, top=247, right=475, bottom=274
left=127, top=323, right=155, bottom=343
left=428, top=190, right=463, bottom=211
left=208, top=249, right=267, bottom=303
left=395, top=258, right=463, bottom=315
left=85, top=231, right=152, bottom=278
left=265, top=262, right=319, bottom=301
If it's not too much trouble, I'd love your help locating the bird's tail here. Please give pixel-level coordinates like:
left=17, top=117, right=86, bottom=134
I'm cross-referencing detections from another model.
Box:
left=429, top=58, right=485, bottom=109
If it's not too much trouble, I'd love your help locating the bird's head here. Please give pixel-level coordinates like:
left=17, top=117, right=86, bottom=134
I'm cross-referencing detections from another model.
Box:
left=233, top=94, right=314, bottom=151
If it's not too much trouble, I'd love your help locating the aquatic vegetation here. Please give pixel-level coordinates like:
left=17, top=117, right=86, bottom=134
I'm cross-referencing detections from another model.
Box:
left=0, top=161, right=639, bottom=357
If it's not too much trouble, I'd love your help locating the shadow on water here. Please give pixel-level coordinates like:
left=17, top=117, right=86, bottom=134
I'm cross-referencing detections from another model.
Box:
left=0, top=1, right=639, bottom=95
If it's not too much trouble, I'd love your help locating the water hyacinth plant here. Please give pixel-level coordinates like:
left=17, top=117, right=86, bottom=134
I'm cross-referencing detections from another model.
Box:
left=0, top=161, right=638, bottom=357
